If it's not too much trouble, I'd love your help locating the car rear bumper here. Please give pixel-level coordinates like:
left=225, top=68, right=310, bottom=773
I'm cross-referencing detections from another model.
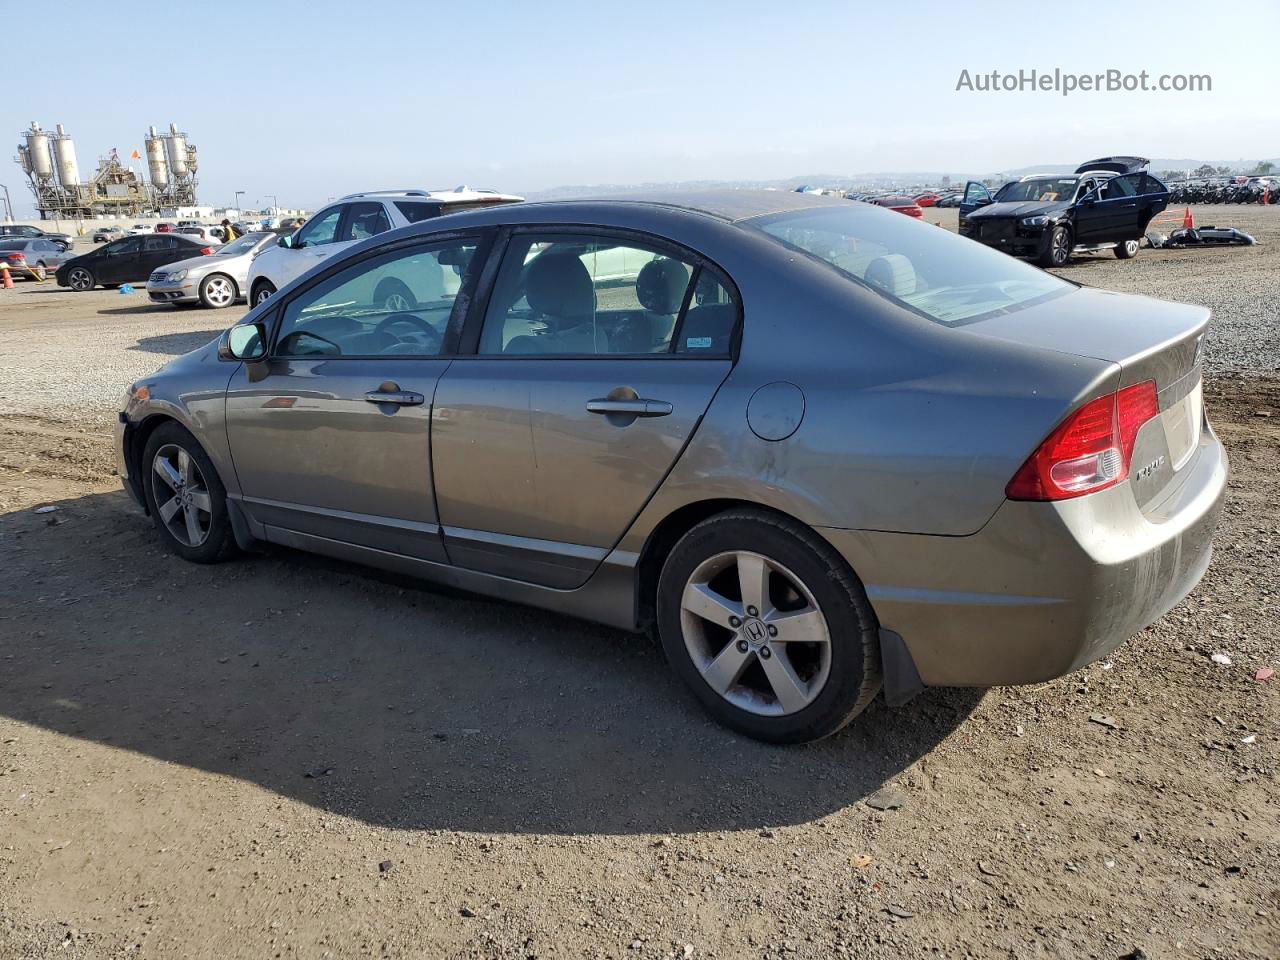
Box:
left=819, top=423, right=1228, bottom=687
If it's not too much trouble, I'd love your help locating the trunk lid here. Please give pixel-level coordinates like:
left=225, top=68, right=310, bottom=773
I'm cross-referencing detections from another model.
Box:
left=969, top=286, right=1208, bottom=510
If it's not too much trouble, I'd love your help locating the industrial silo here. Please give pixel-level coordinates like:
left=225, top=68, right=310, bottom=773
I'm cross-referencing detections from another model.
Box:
left=52, top=124, right=80, bottom=188
left=145, top=126, right=169, bottom=188
left=26, top=122, right=53, bottom=179
left=165, top=122, right=188, bottom=178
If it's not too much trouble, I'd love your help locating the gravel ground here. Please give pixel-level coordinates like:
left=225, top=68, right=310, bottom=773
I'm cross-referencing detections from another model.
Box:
left=1, top=203, right=1276, bottom=422
left=0, top=213, right=1278, bottom=960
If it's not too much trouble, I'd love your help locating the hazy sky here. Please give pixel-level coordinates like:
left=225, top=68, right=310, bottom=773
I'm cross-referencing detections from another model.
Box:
left=6, top=0, right=1277, bottom=214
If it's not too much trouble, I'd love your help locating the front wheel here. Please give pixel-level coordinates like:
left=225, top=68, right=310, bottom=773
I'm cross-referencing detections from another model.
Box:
left=199, top=272, right=237, bottom=308
left=657, top=509, right=882, bottom=743
left=251, top=280, right=276, bottom=306
left=142, top=422, right=234, bottom=563
left=67, top=266, right=95, bottom=291
left=1114, top=239, right=1140, bottom=259
left=1037, top=225, right=1072, bottom=268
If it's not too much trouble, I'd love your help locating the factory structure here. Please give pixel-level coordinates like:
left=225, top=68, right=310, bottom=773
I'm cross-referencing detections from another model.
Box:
left=14, top=121, right=199, bottom=219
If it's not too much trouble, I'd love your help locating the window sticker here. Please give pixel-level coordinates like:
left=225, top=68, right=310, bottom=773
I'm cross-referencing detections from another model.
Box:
left=686, top=336, right=712, bottom=349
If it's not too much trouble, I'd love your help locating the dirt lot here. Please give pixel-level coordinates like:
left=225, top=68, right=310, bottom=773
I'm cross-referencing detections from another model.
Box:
left=1, top=208, right=1278, bottom=960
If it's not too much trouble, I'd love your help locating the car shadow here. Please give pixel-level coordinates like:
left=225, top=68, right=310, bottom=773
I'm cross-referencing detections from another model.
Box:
left=128, top=330, right=223, bottom=355
left=0, top=489, right=982, bottom=836
left=96, top=303, right=184, bottom=315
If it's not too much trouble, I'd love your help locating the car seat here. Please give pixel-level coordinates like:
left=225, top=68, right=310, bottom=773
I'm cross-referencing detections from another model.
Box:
left=864, top=254, right=917, bottom=298
left=505, top=252, right=607, bottom=354
left=631, top=258, right=690, bottom=351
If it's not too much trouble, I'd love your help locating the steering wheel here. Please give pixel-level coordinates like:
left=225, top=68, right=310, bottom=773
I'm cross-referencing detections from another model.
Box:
left=374, top=312, right=442, bottom=352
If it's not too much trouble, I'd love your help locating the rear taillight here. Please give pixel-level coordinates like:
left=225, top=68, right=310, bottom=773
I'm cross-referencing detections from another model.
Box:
left=1006, top=381, right=1160, bottom=501
left=5, top=252, right=24, bottom=262
left=200, top=246, right=214, bottom=256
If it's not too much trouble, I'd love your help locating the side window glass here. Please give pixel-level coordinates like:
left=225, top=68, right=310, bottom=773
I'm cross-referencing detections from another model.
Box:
left=143, top=236, right=175, bottom=252
left=478, top=234, right=707, bottom=356
left=296, top=206, right=343, bottom=247
left=344, top=202, right=392, bottom=242
left=675, top=272, right=738, bottom=355
left=1104, top=175, right=1139, bottom=199
left=1141, top=174, right=1168, bottom=195
left=110, top=237, right=142, bottom=256
left=274, top=239, right=479, bottom=358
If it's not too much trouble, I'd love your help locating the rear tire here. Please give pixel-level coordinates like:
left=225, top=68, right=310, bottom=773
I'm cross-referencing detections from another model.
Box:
left=1037, top=225, right=1071, bottom=268
left=374, top=278, right=417, bottom=312
left=142, top=422, right=234, bottom=564
left=657, top=509, right=882, bottom=744
left=1114, top=239, right=1140, bottom=259
left=251, top=279, right=276, bottom=306
left=199, top=272, right=237, bottom=308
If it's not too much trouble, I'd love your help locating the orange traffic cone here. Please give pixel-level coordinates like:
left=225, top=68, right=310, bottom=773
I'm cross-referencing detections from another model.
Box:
left=1182, top=207, right=1194, bottom=230
left=1, top=267, right=13, bottom=290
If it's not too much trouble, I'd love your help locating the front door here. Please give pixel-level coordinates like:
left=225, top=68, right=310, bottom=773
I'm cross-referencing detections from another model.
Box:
left=224, top=236, right=481, bottom=561
left=98, top=236, right=143, bottom=283
left=431, top=230, right=739, bottom=588
left=279, top=203, right=348, bottom=287
left=959, top=181, right=992, bottom=217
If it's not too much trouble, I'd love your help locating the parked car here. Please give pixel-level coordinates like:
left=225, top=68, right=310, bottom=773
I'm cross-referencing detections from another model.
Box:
left=147, top=231, right=278, bottom=308
left=115, top=191, right=1225, bottom=744
left=934, top=193, right=964, bottom=208
left=0, top=238, right=75, bottom=279
left=0, top=224, right=71, bottom=250
left=246, top=186, right=523, bottom=306
left=94, top=225, right=126, bottom=243
left=129, top=224, right=153, bottom=236
left=176, top=225, right=222, bottom=246
left=154, top=222, right=177, bottom=234
left=959, top=157, right=1170, bottom=267
left=177, top=220, right=203, bottom=228
left=871, top=195, right=924, bottom=218
left=913, top=192, right=941, bottom=207
left=55, top=234, right=212, bottom=291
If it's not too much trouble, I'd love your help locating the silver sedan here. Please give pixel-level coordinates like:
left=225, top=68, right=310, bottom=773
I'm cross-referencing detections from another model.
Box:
left=0, top=237, right=74, bottom=280
left=146, top=232, right=278, bottom=308
left=114, top=192, right=1226, bottom=743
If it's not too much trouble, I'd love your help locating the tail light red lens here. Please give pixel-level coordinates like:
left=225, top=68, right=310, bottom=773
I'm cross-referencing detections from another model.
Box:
left=5, top=253, right=24, bottom=261
left=1006, top=381, right=1160, bottom=501
left=200, top=246, right=215, bottom=256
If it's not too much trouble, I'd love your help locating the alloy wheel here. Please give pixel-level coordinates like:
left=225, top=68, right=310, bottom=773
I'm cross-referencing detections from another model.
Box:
left=204, top=275, right=235, bottom=307
left=152, top=444, right=213, bottom=547
left=1052, top=229, right=1069, bottom=264
left=254, top=286, right=274, bottom=306
left=68, top=267, right=93, bottom=291
left=679, top=550, right=832, bottom=716
left=384, top=291, right=412, bottom=311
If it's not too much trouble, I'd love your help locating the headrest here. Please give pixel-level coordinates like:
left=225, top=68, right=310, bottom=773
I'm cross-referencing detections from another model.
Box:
left=864, top=254, right=917, bottom=298
left=526, top=252, right=594, bottom=319
left=636, top=258, right=689, bottom=314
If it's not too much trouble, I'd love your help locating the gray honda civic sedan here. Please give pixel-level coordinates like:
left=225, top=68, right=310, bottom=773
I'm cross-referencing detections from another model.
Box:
left=114, top=191, right=1226, bottom=743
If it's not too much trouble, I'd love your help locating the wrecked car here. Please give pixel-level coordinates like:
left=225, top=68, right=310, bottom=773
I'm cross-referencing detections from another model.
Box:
left=959, top=157, right=1170, bottom=267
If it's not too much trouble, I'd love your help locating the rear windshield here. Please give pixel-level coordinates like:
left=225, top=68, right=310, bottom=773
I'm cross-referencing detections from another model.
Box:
left=753, top=204, right=1071, bottom=326
left=394, top=201, right=442, bottom=224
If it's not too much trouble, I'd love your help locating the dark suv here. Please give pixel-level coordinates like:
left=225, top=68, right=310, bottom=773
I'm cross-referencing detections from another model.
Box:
left=959, top=157, right=1169, bottom=267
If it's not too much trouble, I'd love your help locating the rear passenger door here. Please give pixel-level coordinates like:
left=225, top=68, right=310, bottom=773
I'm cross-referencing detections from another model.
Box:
left=140, top=235, right=182, bottom=276
left=430, top=229, right=740, bottom=589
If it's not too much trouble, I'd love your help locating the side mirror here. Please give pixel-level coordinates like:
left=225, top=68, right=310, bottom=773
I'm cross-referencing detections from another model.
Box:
left=220, top=321, right=268, bottom=361
left=279, top=234, right=295, bottom=249
left=1081, top=195, right=1096, bottom=206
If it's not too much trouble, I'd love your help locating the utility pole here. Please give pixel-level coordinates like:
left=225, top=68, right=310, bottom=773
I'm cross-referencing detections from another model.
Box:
left=0, top=184, right=12, bottom=222
left=234, top=190, right=245, bottom=212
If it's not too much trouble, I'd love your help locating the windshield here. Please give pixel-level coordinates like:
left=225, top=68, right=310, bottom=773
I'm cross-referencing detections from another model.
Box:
left=217, top=233, right=274, bottom=256
left=753, top=203, right=1071, bottom=326
left=994, top=178, right=1079, bottom=203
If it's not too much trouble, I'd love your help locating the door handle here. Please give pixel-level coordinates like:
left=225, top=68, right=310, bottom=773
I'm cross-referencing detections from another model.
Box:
left=586, top=398, right=673, bottom=417
left=365, top=390, right=424, bottom=406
